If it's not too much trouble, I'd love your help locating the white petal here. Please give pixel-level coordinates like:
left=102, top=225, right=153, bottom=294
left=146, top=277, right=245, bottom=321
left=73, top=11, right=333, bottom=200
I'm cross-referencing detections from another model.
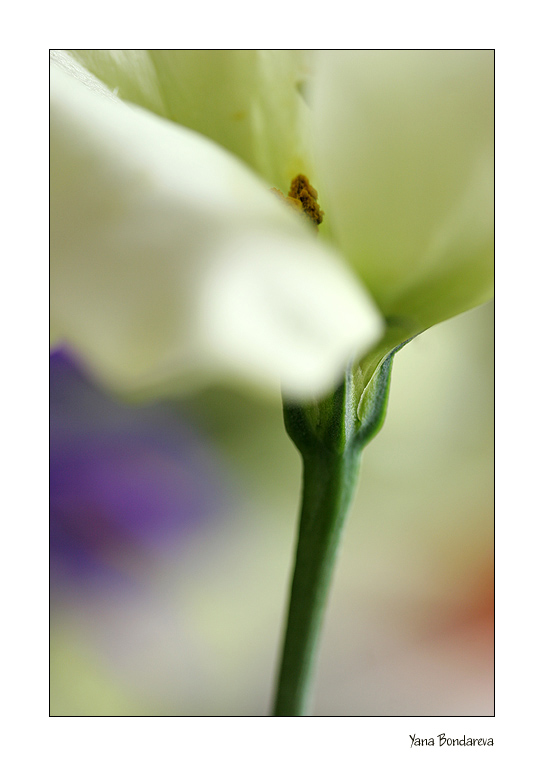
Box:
left=201, top=230, right=383, bottom=398
left=51, top=62, right=383, bottom=400
left=313, top=50, right=493, bottom=334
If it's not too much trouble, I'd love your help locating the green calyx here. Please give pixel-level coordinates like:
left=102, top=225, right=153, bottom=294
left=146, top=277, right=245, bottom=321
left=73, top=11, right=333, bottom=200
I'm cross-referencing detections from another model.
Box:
left=283, top=342, right=404, bottom=460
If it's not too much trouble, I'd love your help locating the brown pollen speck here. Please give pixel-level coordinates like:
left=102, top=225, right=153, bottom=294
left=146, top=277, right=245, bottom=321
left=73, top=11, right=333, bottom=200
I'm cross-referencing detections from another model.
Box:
left=288, top=174, right=324, bottom=226
left=271, top=176, right=324, bottom=228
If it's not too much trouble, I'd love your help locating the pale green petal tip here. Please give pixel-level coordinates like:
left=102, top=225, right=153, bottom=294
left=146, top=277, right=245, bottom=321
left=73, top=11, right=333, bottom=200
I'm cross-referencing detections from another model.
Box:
left=50, top=50, right=120, bottom=101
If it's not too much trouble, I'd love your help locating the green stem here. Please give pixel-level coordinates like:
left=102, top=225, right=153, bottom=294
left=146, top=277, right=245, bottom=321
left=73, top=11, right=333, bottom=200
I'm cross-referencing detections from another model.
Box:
left=272, top=349, right=399, bottom=716
left=273, top=446, right=360, bottom=715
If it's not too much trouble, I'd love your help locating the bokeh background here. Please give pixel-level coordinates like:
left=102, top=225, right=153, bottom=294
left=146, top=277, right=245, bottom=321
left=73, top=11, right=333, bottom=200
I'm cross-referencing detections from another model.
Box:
left=50, top=301, right=493, bottom=716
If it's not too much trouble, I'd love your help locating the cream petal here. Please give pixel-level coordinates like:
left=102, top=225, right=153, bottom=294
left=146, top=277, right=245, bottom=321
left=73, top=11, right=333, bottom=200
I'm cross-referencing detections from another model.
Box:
left=312, top=50, right=493, bottom=336
left=64, top=49, right=312, bottom=191
left=200, top=229, right=384, bottom=398
left=51, top=62, right=383, bottom=399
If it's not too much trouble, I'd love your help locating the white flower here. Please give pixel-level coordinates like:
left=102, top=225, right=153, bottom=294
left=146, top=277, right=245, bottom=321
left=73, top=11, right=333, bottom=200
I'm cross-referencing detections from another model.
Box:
left=50, top=50, right=493, bottom=400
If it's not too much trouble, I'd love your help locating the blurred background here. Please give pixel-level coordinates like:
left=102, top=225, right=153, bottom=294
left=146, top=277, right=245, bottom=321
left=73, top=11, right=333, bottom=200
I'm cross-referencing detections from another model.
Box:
left=50, top=301, right=493, bottom=716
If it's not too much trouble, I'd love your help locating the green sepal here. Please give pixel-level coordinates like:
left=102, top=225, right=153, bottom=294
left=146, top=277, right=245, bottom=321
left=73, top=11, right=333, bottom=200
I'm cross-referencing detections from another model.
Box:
left=283, top=340, right=409, bottom=460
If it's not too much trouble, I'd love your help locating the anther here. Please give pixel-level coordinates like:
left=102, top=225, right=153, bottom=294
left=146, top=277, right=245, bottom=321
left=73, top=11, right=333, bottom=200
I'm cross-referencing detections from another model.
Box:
left=271, top=175, right=324, bottom=228
left=288, top=174, right=324, bottom=226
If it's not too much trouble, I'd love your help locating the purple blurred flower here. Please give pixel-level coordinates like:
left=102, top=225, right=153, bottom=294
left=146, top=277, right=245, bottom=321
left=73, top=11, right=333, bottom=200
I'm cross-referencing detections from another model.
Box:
left=50, top=348, right=224, bottom=586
